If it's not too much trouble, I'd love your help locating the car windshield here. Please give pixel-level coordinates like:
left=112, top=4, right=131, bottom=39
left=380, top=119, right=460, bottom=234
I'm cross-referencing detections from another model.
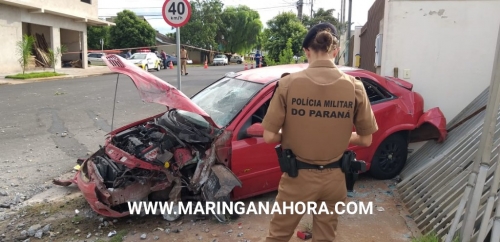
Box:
left=191, top=77, right=263, bottom=127
left=130, top=54, right=147, bottom=59
left=215, top=55, right=225, bottom=58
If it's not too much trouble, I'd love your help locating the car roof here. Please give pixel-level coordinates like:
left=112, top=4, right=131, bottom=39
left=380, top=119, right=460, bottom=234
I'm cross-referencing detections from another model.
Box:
left=234, top=63, right=365, bottom=84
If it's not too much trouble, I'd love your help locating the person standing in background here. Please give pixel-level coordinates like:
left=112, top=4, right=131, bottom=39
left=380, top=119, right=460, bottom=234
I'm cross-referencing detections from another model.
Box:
left=255, top=50, right=262, bottom=67
left=180, top=46, right=188, bottom=75
left=160, top=50, right=167, bottom=69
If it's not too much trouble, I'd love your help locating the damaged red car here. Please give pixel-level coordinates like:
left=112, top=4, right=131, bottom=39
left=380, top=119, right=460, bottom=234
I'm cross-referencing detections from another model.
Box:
left=54, top=54, right=447, bottom=222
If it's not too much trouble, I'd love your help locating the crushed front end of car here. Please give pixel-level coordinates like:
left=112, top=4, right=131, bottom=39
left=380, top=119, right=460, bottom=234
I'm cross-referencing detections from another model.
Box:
left=54, top=54, right=242, bottom=222
left=54, top=109, right=241, bottom=222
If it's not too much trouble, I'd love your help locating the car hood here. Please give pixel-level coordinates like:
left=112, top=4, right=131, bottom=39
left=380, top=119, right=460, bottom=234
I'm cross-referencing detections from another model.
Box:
left=101, top=54, right=219, bottom=128
left=214, top=58, right=225, bottom=60
left=128, top=59, right=145, bottom=64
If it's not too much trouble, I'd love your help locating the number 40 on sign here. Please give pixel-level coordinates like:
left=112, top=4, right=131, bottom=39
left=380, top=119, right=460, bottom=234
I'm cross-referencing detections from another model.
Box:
left=162, top=0, right=192, bottom=28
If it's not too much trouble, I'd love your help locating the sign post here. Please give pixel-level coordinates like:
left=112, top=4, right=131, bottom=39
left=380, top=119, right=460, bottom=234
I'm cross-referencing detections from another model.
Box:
left=162, top=0, right=192, bottom=91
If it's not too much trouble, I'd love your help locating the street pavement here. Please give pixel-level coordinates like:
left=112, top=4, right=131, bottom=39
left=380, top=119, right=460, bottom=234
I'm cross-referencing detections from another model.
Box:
left=0, top=64, right=245, bottom=208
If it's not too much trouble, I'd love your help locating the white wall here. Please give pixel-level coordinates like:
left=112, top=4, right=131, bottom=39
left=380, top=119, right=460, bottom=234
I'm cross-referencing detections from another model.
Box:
left=352, top=26, right=362, bottom=67
left=61, top=29, right=81, bottom=62
left=0, top=4, right=87, bottom=73
left=20, top=0, right=98, bottom=18
left=381, top=0, right=500, bottom=123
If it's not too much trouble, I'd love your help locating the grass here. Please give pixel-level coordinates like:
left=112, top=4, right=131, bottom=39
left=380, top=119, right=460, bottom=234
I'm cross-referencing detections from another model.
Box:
left=5, top=71, right=65, bottom=79
left=411, top=232, right=460, bottom=242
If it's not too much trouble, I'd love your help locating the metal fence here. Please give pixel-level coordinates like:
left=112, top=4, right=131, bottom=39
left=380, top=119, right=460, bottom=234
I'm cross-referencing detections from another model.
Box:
left=396, top=25, right=500, bottom=242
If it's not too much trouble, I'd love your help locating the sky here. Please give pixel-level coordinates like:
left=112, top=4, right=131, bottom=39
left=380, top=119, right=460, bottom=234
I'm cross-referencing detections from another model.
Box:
left=98, top=0, right=376, bottom=35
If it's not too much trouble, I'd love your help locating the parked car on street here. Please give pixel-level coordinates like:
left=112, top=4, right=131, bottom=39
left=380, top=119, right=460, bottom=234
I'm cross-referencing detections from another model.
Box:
left=212, top=54, right=228, bottom=65
left=87, top=53, right=106, bottom=66
left=230, top=55, right=244, bottom=64
left=54, top=54, right=447, bottom=222
left=127, top=52, right=161, bottom=71
left=165, top=55, right=177, bottom=66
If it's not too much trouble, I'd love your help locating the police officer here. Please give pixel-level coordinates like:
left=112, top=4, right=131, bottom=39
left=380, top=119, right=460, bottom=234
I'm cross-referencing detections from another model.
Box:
left=261, top=22, right=378, bottom=242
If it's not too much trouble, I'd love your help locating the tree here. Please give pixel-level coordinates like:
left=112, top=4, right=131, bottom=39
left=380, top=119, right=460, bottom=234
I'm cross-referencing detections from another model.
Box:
left=109, top=10, right=156, bottom=49
left=48, top=45, right=67, bottom=73
left=262, top=12, right=307, bottom=62
left=179, top=0, right=224, bottom=50
left=278, top=38, right=294, bottom=64
left=219, top=5, right=263, bottom=55
left=87, top=26, right=111, bottom=50
left=16, top=34, right=35, bottom=74
left=302, top=8, right=344, bottom=35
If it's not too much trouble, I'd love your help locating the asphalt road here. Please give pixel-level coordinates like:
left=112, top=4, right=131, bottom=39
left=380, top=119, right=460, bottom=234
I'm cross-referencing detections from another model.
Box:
left=0, top=64, right=245, bottom=208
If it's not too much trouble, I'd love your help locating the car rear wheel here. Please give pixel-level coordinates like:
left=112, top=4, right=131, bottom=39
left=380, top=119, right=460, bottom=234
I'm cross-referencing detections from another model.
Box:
left=369, top=133, right=408, bottom=180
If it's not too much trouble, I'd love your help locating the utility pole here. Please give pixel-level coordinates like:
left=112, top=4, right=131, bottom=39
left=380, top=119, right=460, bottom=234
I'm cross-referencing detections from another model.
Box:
left=297, top=0, right=303, bottom=21
left=345, top=0, right=352, bottom=65
left=340, top=0, right=345, bottom=33
left=310, top=0, right=313, bottom=18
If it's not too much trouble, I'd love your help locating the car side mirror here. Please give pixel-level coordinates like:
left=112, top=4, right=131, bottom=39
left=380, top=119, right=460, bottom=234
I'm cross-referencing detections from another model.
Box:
left=246, top=123, right=264, bottom=137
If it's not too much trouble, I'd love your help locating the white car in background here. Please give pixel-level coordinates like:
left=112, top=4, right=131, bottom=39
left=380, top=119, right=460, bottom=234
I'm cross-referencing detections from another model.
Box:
left=127, top=52, right=161, bottom=71
left=230, top=55, right=244, bottom=64
left=87, top=53, right=106, bottom=66
left=212, top=54, right=228, bottom=66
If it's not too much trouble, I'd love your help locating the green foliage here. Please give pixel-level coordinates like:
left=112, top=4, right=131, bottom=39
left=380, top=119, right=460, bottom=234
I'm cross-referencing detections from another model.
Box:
left=301, top=8, right=341, bottom=33
left=278, top=38, right=294, bottom=64
left=87, top=26, right=111, bottom=50
left=262, top=12, right=307, bottom=63
left=219, top=5, right=263, bottom=54
left=109, top=10, right=156, bottom=49
left=179, top=0, right=224, bottom=50
left=16, top=34, right=35, bottom=74
left=411, top=232, right=460, bottom=242
left=5, top=72, right=65, bottom=79
left=48, top=45, right=68, bottom=73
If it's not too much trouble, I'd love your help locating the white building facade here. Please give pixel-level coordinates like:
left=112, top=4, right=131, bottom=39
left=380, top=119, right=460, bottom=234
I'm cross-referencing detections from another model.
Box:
left=379, top=0, right=500, bottom=122
left=0, top=0, right=113, bottom=74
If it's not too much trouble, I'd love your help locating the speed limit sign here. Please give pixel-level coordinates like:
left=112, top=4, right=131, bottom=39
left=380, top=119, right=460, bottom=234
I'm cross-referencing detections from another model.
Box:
left=162, top=0, right=192, bottom=28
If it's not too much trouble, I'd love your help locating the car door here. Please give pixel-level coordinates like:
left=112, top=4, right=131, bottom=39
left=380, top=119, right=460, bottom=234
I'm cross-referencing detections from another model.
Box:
left=348, top=75, right=398, bottom=162
left=87, top=54, right=96, bottom=64
left=147, top=53, right=155, bottom=68
left=230, top=88, right=282, bottom=200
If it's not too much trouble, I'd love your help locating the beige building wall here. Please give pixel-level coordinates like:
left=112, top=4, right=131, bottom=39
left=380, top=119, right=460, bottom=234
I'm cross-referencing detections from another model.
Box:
left=352, top=26, right=362, bottom=68
left=380, top=0, right=500, bottom=153
left=381, top=0, right=500, bottom=122
left=0, top=0, right=111, bottom=74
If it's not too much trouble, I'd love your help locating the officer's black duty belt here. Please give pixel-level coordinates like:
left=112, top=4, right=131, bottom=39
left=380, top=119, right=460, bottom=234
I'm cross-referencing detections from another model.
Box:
left=296, top=160, right=340, bottom=170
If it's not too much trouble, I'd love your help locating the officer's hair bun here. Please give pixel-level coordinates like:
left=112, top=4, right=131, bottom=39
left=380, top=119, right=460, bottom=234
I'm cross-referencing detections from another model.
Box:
left=310, top=29, right=337, bottom=53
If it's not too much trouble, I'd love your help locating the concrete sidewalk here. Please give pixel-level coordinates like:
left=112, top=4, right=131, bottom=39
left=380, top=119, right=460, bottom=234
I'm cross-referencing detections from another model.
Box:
left=0, top=66, right=114, bottom=85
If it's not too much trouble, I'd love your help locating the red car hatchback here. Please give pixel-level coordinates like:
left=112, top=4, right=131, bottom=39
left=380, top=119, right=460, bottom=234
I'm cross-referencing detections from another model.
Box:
left=54, top=55, right=447, bottom=221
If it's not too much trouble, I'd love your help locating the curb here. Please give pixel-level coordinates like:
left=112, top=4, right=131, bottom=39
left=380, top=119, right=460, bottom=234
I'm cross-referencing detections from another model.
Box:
left=0, top=72, right=115, bottom=85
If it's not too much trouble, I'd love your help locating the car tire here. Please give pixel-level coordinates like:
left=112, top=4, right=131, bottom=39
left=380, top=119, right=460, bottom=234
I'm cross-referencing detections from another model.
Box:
left=156, top=63, right=161, bottom=71
left=237, top=61, right=242, bottom=64
left=369, top=133, right=408, bottom=180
